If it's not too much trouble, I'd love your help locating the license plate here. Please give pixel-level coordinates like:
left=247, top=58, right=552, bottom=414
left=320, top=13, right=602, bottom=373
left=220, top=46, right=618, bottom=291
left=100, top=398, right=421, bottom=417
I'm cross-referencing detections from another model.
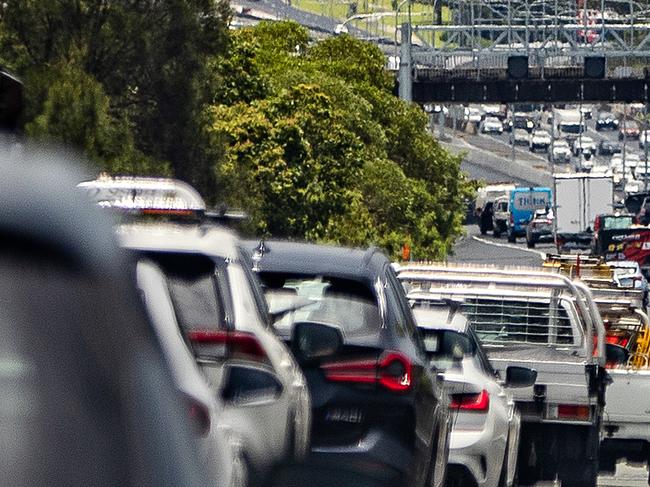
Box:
left=325, top=408, right=364, bottom=424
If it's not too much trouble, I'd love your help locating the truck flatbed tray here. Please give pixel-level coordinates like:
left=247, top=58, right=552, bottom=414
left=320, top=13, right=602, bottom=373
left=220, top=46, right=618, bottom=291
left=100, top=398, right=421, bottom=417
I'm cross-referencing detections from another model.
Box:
left=484, top=344, right=588, bottom=364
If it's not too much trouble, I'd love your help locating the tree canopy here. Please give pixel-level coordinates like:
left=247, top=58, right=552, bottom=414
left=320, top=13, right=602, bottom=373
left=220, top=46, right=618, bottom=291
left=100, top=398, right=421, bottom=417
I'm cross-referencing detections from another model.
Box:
left=1, top=4, right=471, bottom=259
left=207, top=22, right=471, bottom=259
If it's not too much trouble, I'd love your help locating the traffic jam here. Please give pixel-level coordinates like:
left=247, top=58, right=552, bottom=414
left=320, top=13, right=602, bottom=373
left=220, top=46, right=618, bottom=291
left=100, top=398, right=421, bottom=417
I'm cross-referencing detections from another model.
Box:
left=14, top=165, right=650, bottom=487
left=458, top=102, right=649, bottom=187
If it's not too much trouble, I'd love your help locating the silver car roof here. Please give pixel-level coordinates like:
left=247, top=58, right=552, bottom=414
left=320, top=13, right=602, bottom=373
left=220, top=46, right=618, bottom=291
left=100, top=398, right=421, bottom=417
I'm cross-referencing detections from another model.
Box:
left=117, top=222, right=240, bottom=260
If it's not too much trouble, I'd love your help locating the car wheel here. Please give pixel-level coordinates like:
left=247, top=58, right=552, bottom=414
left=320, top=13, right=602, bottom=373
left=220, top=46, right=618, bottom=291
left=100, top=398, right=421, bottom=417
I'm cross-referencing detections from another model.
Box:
left=527, top=239, right=535, bottom=248
left=507, top=232, right=516, bottom=243
left=598, top=451, right=617, bottom=474
left=493, top=227, right=502, bottom=238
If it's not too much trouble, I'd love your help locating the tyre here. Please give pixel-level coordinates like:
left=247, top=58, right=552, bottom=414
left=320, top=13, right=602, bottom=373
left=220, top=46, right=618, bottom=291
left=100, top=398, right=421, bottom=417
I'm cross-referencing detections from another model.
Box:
left=557, top=425, right=599, bottom=487
left=493, top=227, right=502, bottom=238
left=507, top=232, right=516, bottom=243
left=598, top=452, right=617, bottom=474
left=527, top=239, right=535, bottom=248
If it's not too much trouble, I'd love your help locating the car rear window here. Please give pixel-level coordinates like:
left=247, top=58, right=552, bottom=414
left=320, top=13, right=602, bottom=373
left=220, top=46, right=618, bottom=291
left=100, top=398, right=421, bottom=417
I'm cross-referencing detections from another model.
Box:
left=145, top=252, right=225, bottom=331
left=260, top=273, right=381, bottom=338
left=603, top=216, right=633, bottom=230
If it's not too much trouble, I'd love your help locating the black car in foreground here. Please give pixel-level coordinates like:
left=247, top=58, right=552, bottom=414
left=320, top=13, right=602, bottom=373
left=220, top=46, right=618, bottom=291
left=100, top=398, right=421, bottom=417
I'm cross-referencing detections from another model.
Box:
left=248, top=240, right=451, bottom=487
left=597, top=139, right=621, bottom=156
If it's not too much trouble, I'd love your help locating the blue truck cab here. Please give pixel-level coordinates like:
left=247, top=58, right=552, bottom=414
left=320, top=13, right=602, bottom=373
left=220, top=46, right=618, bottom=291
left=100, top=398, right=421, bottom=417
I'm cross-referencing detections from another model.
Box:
left=506, top=186, right=553, bottom=242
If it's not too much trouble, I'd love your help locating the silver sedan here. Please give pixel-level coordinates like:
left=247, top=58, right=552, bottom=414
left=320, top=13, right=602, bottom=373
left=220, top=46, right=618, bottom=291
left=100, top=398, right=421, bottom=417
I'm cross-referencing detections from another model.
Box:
left=409, top=297, right=534, bottom=487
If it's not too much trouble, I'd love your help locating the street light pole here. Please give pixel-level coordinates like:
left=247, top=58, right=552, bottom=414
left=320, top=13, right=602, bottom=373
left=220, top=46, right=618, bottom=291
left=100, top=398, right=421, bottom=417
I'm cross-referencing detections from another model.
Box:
left=623, top=105, right=627, bottom=196
left=643, top=117, right=648, bottom=193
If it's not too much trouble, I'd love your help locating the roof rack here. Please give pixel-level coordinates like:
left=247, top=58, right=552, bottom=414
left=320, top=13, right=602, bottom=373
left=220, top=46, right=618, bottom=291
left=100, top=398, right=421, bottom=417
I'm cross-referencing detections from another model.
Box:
left=78, top=176, right=206, bottom=213
left=397, top=262, right=605, bottom=361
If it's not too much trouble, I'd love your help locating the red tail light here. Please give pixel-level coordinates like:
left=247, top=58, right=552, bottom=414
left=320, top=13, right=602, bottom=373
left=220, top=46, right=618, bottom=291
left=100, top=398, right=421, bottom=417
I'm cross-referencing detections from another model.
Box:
left=594, top=216, right=601, bottom=232
left=558, top=404, right=590, bottom=420
left=321, top=351, right=413, bottom=393
left=378, top=352, right=412, bottom=392
left=185, top=395, right=211, bottom=436
left=450, top=389, right=490, bottom=411
left=188, top=330, right=268, bottom=363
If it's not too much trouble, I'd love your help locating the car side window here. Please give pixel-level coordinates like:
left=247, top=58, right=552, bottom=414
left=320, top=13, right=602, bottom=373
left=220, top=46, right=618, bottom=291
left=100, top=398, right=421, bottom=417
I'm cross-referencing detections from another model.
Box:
left=470, top=328, right=497, bottom=376
left=237, top=248, right=272, bottom=328
left=386, top=267, right=426, bottom=350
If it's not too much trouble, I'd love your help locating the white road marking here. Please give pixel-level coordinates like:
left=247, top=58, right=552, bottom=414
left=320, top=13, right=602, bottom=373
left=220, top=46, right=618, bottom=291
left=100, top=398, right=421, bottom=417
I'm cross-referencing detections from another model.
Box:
left=471, top=235, right=548, bottom=259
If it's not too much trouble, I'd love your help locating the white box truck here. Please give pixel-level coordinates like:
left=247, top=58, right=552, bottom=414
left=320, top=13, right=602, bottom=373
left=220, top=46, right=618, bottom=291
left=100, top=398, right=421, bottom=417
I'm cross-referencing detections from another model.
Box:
left=553, top=173, right=613, bottom=251
left=553, top=108, right=584, bottom=142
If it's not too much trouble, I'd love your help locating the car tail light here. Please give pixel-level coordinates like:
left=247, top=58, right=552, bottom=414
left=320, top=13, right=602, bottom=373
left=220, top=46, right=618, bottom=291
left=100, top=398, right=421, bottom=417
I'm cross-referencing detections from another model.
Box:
left=321, top=351, right=413, bottom=393
left=594, top=216, right=601, bottom=232
left=450, top=389, right=490, bottom=411
left=558, top=404, right=590, bottom=420
left=188, top=330, right=269, bottom=363
left=185, top=395, right=211, bottom=436
left=378, top=352, right=412, bottom=392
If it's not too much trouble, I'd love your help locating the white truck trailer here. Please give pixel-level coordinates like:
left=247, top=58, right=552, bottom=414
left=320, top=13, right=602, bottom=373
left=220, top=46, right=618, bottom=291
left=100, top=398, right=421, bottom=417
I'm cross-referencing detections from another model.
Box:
left=554, top=173, right=614, bottom=251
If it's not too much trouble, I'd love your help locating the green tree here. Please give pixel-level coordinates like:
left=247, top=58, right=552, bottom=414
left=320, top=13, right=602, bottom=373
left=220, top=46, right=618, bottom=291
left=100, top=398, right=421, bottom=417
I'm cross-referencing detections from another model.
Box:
left=207, top=83, right=365, bottom=238
left=1, top=0, right=228, bottom=192
left=26, top=62, right=170, bottom=175
left=207, top=21, right=471, bottom=259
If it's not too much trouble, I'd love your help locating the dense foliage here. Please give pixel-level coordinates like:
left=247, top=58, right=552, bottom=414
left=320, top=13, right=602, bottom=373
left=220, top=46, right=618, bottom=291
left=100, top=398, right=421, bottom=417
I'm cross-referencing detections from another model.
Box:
left=0, top=2, right=471, bottom=259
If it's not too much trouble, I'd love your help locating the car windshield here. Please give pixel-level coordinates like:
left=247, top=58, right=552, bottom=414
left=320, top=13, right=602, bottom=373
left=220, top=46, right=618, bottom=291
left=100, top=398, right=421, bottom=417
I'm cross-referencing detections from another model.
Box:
left=262, top=275, right=382, bottom=338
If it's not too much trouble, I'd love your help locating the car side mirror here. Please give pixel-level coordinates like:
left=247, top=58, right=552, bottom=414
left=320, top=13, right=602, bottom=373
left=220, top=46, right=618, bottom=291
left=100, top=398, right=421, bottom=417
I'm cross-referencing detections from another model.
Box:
left=292, top=321, right=342, bottom=360
left=221, top=364, right=283, bottom=406
left=505, top=366, right=537, bottom=388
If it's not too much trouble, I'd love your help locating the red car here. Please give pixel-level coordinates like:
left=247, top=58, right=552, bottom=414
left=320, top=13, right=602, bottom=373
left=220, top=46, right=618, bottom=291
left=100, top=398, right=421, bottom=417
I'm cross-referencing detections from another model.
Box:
left=619, top=124, right=640, bottom=140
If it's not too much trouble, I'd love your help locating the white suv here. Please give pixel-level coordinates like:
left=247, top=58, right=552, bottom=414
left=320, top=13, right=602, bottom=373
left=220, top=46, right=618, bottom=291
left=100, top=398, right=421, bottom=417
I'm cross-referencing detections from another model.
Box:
left=119, top=223, right=311, bottom=479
